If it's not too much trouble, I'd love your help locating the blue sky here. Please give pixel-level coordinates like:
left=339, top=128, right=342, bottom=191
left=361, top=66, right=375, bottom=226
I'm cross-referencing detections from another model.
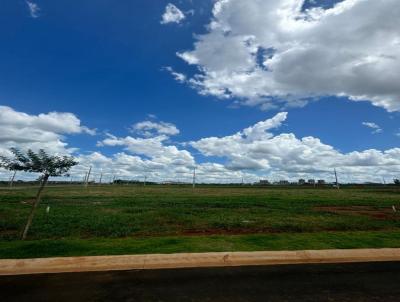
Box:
left=1, top=0, right=400, bottom=183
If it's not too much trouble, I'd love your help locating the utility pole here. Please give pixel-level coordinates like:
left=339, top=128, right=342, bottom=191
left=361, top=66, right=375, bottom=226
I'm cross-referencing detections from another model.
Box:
left=382, top=177, right=386, bottom=186
left=144, top=175, right=147, bottom=186
left=192, top=167, right=196, bottom=189
left=85, top=166, right=92, bottom=188
left=9, top=171, right=16, bottom=188
left=99, top=172, right=103, bottom=185
left=334, top=168, right=340, bottom=189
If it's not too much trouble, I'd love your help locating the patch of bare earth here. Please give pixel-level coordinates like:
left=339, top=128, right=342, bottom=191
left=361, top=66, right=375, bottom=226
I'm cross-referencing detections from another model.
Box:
left=315, top=206, right=399, bottom=220
left=180, top=228, right=280, bottom=236
left=132, top=228, right=282, bottom=237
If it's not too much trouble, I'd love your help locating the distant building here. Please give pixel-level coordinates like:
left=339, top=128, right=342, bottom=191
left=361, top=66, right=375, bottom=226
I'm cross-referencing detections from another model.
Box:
left=317, top=179, right=326, bottom=185
left=308, top=179, right=315, bottom=185
left=259, top=180, right=270, bottom=185
left=298, top=179, right=306, bottom=185
left=279, top=180, right=290, bottom=185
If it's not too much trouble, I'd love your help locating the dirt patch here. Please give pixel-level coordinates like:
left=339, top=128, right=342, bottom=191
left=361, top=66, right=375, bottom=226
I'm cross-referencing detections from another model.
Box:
left=131, top=227, right=283, bottom=237
left=180, top=228, right=280, bottom=236
left=314, top=206, right=399, bottom=220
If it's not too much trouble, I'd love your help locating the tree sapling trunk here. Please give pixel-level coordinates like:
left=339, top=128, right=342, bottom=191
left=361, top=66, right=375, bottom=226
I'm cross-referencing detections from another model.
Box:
left=21, top=174, right=49, bottom=240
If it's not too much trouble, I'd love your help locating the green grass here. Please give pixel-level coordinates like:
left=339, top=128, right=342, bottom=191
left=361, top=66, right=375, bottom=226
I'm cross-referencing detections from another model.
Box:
left=1, top=231, right=400, bottom=259
left=1, top=185, right=400, bottom=258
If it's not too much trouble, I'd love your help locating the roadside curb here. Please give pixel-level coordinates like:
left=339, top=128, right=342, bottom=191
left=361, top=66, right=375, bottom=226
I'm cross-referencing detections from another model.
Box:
left=1, top=248, right=400, bottom=276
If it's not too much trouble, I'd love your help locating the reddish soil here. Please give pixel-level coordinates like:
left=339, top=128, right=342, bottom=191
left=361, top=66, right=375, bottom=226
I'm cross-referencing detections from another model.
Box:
left=314, top=206, right=399, bottom=220
left=132, top=228, right=282, bottom=238
left=180, top=229, right=272, bottom=236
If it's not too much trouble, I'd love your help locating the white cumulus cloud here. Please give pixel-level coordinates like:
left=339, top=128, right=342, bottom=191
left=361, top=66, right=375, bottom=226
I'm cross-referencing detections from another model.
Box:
left=131, top=120, right=180, bottom=137
left=2, top=106, right=400, bottom=184
left=176, top=0, right=400, bottom=111
left=161, top=3, right=185, bottom=24
left=190, top=112, right=400, bottom=182
left=0, top=106, right=95, bottom=156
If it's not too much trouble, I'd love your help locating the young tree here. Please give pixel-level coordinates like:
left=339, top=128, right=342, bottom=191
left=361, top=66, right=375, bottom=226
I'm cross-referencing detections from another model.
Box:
left=0, top=148, right=78, bottom=240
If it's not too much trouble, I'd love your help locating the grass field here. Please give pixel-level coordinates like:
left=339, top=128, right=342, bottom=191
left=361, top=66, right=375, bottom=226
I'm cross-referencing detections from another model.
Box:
left=1, top=185, right=400, bottom=259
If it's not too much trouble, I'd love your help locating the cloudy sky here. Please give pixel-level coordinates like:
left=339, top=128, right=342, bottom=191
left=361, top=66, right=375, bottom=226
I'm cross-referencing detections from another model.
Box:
left=1, top=0, right=400, bottom=183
